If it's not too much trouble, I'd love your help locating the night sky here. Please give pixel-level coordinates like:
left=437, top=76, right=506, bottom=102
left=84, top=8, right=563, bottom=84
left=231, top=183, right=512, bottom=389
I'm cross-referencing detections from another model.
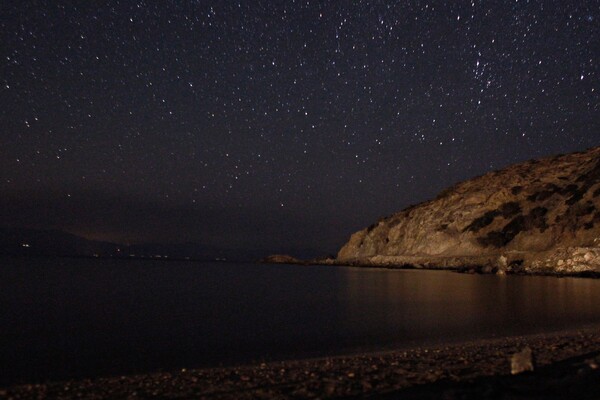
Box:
left=1, top=1, right=598, bottom=255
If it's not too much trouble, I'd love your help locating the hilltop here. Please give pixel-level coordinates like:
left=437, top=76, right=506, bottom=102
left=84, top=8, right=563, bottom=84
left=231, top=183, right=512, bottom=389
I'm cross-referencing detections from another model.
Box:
left=337, top=147, right=600, bottom=275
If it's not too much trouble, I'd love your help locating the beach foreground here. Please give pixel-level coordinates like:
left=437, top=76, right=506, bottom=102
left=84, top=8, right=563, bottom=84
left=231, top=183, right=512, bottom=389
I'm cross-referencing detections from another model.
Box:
left=3, top=327, right=600, bottom=399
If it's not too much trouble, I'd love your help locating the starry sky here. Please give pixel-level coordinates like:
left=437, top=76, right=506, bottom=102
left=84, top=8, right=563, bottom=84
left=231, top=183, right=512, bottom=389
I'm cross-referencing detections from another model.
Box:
left=1, top=1, right=598, bottom=256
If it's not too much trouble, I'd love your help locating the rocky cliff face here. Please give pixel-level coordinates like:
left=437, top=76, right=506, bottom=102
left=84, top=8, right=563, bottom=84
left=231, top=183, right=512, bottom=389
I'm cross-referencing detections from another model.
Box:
left=337, top=147, right=600, bottom=274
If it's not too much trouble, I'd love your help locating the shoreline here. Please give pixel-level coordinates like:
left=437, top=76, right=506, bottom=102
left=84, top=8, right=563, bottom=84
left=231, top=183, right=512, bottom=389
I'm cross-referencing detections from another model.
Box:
left=264, top=247, right=600, bottom=279
left=4, top=326, right=600, bottom=399
left=267, top=258, right=600, bottom=279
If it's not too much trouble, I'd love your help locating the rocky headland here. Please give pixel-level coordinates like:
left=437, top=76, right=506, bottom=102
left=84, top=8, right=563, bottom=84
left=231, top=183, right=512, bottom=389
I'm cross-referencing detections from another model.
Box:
left=336, top=146, right=600, bottom=275
left=260, top=254, right=306, bottom=264
left=260, top=254, right=337, bottom=266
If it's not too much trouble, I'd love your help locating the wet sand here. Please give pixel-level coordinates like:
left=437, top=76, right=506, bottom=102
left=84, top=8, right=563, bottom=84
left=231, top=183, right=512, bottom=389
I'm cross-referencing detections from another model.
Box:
left=3, top=326, right=600, bottom=399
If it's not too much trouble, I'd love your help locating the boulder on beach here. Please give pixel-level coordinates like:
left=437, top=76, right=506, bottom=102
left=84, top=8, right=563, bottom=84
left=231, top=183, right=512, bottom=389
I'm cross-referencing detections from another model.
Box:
left=511, top=347, right=535, bottom=375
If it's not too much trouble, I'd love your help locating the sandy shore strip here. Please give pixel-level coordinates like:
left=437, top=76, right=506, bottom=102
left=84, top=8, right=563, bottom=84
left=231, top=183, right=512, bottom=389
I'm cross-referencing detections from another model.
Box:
left=3, top=326, right=600, bottom=399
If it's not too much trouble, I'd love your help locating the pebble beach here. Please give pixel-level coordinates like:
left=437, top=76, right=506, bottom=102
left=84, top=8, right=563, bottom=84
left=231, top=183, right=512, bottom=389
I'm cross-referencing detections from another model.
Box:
left=3, top=326, right=600, bottom=399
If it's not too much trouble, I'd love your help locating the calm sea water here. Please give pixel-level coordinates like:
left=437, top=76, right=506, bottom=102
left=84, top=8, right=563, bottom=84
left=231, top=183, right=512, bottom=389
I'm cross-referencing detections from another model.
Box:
left=2, top=256, right=600, bottom=385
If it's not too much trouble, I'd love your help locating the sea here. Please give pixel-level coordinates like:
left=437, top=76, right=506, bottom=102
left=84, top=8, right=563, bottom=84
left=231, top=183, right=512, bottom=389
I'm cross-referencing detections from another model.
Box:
left=2, top=256, right=600, bottom=386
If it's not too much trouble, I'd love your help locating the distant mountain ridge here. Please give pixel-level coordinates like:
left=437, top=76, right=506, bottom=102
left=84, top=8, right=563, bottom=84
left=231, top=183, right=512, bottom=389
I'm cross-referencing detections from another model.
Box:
left=0, top=227, right=289, bottom=262
left=0, top=227, right=118, bottom=258
left=336, top=146, right=600, bottom=274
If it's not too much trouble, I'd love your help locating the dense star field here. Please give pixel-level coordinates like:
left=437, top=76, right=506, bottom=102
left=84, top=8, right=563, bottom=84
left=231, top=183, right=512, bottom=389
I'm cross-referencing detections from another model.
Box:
left=0, top=1, right=598, bottom=255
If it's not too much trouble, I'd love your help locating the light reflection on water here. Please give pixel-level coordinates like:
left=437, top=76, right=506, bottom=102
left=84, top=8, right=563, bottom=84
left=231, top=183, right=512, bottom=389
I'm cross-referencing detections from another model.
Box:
left=340, top=268, right=600, bottom=345
left=2, top=257, right=600, bottom=385
left=342, top=269, right=600, bottom=339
